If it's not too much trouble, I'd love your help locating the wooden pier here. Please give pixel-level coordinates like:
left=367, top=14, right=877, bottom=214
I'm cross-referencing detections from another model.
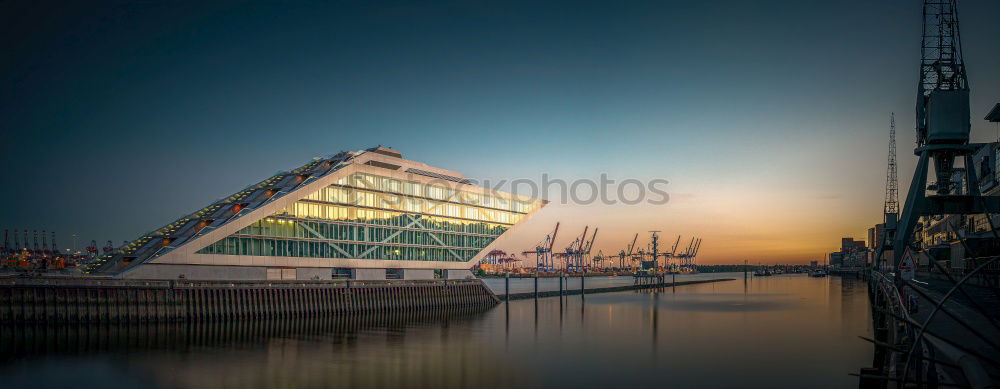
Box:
left=0, top=277, right=498, bottom=324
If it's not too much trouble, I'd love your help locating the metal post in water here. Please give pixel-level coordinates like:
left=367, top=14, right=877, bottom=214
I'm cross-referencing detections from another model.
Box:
left=505, top=272, right=510, bottom=302
left=559, top=272, right=563, bottom=297
left=581, top=273, right=585, bottom=298
left=534, top=273, right=538, bottom=300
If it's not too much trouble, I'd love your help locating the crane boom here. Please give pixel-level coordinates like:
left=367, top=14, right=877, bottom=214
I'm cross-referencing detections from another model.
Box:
left=548, top=222, right=560, bottom=252
left=584, top=228, right=598, bottom=254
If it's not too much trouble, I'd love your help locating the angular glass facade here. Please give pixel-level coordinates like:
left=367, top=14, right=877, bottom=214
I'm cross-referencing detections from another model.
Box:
left=197, top=172, right=538, bottom=262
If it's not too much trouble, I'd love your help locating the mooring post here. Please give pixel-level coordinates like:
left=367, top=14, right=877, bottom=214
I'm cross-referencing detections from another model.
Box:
left=672, top=273, right=676, bottom=292
left=559, top=272, right=563, bottom=297
left=534, top=273, right=538, bottom=300
left=505, top=272, right=510, bottom=302
left=580, top=272, right=585, bottom=298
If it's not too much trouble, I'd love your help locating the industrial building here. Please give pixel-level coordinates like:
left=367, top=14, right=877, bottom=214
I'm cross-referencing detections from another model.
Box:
left=84, top=147, right=546, bottom=281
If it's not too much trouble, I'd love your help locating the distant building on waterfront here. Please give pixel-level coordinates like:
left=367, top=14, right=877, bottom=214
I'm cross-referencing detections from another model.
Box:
left=830, top=237, right=866, bottom=269
left=83, top=147, right=546, bottom=280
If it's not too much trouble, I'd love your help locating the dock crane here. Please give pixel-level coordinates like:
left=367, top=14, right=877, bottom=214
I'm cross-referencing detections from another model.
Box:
left=682, top=237, right=696, bottom=262
left=892, top=0, right=991, bottom=272
left=582, top=227, right=598, bottom=269
left=592, top=250, right=607, bottom=270
left=13, top=231, right=21, bottom=258
left=556, top=226, right=589, bottom=272
left=618, top=233, right=639, bottom=270
left=675, top=238, right=703, bottom=268
left=41, top=230, right=49, bottom=257
left=523, top=222, right=559, bottom=272
left=2, top=230, right=8, bottom=264
left=86, top=240, right=98, bottom=260
left=22, top=230, right=30, bottom=257
left=32, top=231, right=40, bottom=259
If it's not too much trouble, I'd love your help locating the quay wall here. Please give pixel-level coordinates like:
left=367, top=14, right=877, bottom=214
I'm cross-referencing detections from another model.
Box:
left=0, top=277, right=498, bottom=324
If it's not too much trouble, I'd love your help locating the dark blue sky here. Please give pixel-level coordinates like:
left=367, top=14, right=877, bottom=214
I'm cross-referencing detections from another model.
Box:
left=2, top=1, right=998, bottom=260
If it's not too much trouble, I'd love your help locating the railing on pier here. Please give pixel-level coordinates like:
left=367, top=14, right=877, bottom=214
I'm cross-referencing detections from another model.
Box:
left=863, top=264, right=1000, bottom=388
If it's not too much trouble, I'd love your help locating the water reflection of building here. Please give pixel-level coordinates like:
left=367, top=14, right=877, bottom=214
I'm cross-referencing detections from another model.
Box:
left=1, top=308, right=522, bottom=388
left=85, top=147, right=545, bottom=281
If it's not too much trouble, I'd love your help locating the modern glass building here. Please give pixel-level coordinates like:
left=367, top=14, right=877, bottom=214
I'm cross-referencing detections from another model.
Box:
left=86, top=147, right=545, bottom=280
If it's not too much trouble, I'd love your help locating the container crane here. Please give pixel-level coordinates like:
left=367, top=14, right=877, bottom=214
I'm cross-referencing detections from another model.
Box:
left=557, top=226, right=588, bottom=272
left=86, top=240, right=98, bottom=259
left=592, top=250, right=607, bottom=270
left=32, top=231, right=40, bottom=259
left=12, top=230, right=21, bottom=266
left=618, top=233, right=639, bottom=270
left=41, top=230, right=49, bottom=257
left=50, top=231, right=58, bottom=256
left=582, top=227, right=598, bottom=269
left=1, top=230, right=8, bottom=265
left=674, top=237, right=702, bottom=268
left=522, top=222, right=559, bottom=272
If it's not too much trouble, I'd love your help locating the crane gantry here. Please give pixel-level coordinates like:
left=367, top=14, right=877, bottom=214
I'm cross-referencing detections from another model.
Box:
left=522, top=222, right=559, bottom=272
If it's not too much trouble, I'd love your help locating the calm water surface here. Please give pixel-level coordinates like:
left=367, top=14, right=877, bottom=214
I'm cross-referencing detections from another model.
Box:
left=0, top=273, right=872, bottom=388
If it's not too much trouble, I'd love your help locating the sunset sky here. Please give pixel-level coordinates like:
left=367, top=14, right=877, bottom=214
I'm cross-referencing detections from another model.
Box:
left=3, top=0, right=999, bottom=264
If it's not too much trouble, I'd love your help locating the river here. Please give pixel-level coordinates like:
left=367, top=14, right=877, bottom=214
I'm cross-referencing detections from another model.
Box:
left=0, top=273, right=872, bottom=388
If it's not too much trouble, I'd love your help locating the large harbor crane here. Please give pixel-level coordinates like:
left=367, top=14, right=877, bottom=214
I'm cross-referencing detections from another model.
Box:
left=618, top=233, right=639, bottom=270
left=582, top=227, right=598, bottom=269
left=670, top=235, right=681, bottom=257
left=523, top=222, right=560, bottom=271
left=562, top=226, right=588, bottom=272
left=892, top=0, right=995, bottom=272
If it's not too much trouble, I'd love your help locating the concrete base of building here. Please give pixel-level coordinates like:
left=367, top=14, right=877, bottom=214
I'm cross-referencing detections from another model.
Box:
left=351, top=268, right=386, bottom=280
left=443, top=269, right=474, bottom=280
left=121, top=264, right=267, bottom=280
left=401, top=269, right=435, bottom=280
